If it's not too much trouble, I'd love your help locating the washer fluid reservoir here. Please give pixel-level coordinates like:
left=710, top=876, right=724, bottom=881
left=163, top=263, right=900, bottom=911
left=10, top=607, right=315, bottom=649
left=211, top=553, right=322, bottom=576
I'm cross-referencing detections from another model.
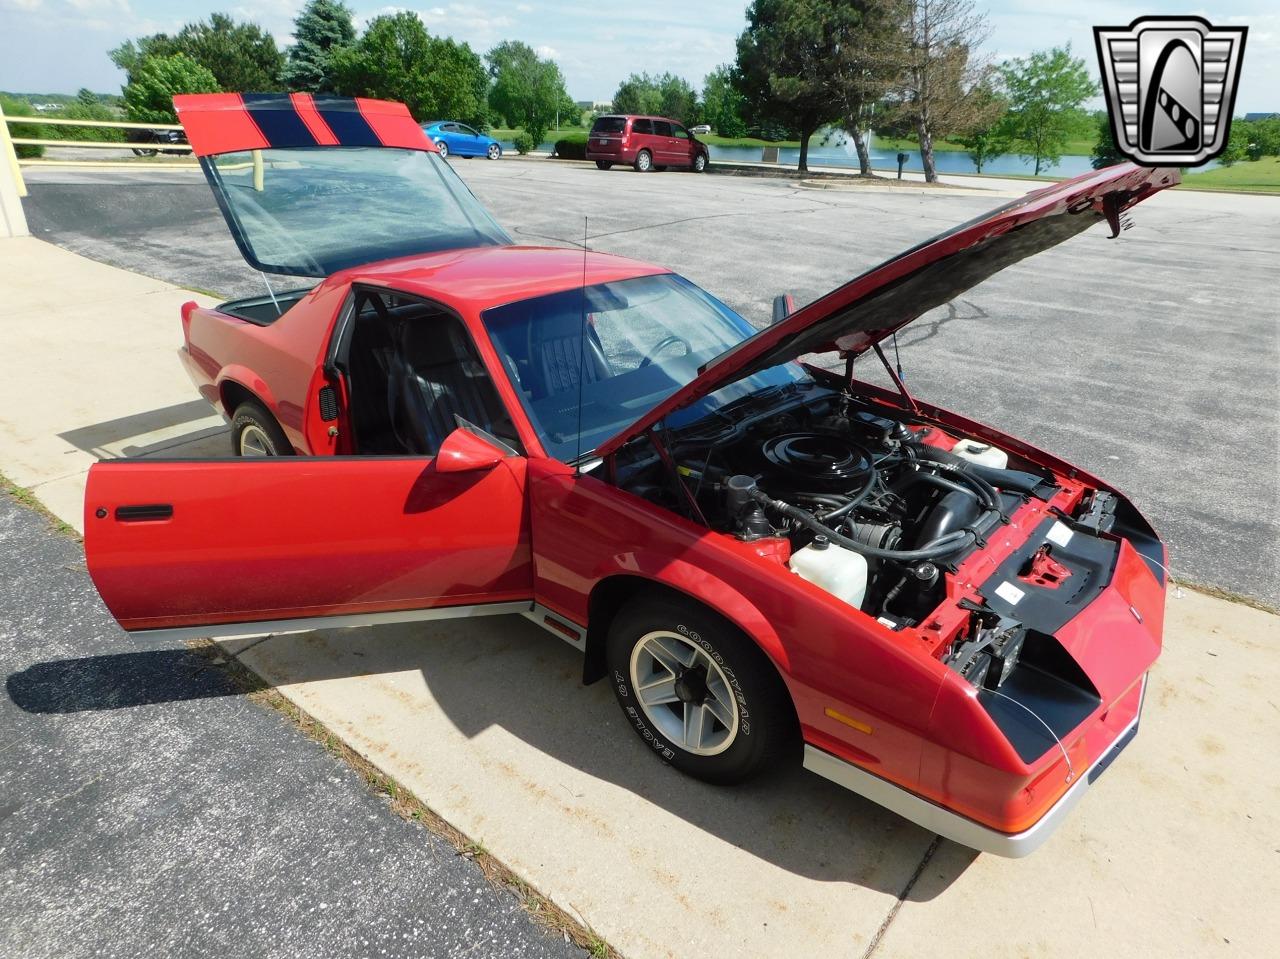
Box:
left=950, top=439, right=1008, bottom=470
left=789, top=535, right=868, bottom=610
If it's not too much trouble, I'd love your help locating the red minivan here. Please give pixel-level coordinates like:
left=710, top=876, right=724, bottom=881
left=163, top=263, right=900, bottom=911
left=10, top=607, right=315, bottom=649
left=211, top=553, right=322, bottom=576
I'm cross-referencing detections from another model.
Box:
left=587, top=114, right=710, bottom=173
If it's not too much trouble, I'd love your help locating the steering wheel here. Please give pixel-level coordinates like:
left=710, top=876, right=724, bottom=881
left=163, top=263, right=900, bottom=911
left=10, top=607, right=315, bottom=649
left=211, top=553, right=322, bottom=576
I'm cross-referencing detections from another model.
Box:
left=637, top=335, right=692, bottom=369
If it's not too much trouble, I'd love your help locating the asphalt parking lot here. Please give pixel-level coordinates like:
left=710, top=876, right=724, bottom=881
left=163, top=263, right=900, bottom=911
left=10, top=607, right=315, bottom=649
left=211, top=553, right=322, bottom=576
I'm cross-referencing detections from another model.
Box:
left=0, top=492, right=584, bottom=959
left=22, top=159, right=1279, bottom=608
left=6, top=159, right=1280, bottom=958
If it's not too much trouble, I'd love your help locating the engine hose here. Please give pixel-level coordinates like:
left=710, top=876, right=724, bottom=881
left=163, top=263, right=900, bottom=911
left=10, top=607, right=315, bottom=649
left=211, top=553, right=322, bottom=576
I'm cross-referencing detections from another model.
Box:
left=750, top=488, right=997, bottom=562
left=905, top=470, right=980, bottom=503
left=915, top=460, right=1001, bottom=511
left=908, top=441, right=968, bottom=469
left=818, top=466, right=878, bottom=522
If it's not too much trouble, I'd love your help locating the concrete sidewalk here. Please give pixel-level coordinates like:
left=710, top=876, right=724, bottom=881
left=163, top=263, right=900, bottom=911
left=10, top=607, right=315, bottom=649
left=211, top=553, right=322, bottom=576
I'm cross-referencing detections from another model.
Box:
left=0, top=238, right=227, bottom=530
left=3, top=233, right=1278, bottom=958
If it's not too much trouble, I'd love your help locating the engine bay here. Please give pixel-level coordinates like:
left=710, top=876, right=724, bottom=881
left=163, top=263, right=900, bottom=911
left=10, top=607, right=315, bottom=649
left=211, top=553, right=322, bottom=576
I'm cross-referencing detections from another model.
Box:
left=613, top=382, right=1067, bottom=635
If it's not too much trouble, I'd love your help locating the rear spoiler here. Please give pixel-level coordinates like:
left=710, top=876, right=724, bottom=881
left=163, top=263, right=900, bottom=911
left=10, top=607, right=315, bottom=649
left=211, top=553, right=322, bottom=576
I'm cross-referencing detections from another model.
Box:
left=173, top=93, right=435, bottom=157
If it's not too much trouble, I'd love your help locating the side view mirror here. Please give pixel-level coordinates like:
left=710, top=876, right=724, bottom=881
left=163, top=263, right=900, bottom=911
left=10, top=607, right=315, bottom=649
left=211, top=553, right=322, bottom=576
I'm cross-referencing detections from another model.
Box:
left=435, top=428, right=504, bottom=473
left=771, top=293, right=795, bottom=326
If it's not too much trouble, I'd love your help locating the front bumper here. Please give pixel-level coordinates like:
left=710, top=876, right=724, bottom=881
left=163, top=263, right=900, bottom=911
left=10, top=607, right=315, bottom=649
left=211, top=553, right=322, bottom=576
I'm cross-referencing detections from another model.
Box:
left=803, top=675, right=1146, bottom=857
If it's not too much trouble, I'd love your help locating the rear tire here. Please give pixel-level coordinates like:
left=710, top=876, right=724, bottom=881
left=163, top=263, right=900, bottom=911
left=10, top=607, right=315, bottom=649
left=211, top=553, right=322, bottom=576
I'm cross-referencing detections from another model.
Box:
left=231, top=401, right=292, bottom=457
left=634, top=149, right=652, bottom=173
left=606, top=593, right=797, bottom=785
left=595, top=160, right=613, bottom=170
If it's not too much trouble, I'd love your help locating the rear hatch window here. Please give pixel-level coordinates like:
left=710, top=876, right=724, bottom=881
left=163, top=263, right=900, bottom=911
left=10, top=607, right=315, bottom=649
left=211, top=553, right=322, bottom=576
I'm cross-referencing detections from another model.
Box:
left=591, top=117, right=627, bottom=135
left=175, top=93, right=510, bottom=277
left=204, top=146, right=510, bottom=277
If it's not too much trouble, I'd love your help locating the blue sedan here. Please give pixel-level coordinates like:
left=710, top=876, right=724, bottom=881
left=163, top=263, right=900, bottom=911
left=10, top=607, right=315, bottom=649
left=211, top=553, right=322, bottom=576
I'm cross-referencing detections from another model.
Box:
left=421, top=121, right=503, bottom=159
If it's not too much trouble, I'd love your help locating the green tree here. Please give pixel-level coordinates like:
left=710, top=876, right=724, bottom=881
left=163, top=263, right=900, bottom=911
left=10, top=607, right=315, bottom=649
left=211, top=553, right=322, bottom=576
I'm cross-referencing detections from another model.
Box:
left=331, top=13, right=488, bottom=127
left=76, top=88, right=99, bottom=107
left=282, top=0, right=357, bottom=93
left=885, top=0, right=995, bottom=183
left=611, top=73, right=662, bottom=117
left=109, top=36, right=173, bottom=83
left=1089, top=110, right=1125, bottom=170
left=657, top=73, right=698, bottom=125
left=112, top=15, right=282, bottom=92
left=824, top=0, right=907, bottom=175
left=486, top=40, right=570, bottom=143
left=701, top=64, right=747, bottom=138
left=1000, top=44, right=1096, bottom=175
left=123, top=54, right=220, bottom=124
left=952, top=83, right=1010, bottom=173
left=170, top=14, right=283, bottom=90
left=735, top=0, right=840, bottom=171
left=0, top=96, right=45, bottom=158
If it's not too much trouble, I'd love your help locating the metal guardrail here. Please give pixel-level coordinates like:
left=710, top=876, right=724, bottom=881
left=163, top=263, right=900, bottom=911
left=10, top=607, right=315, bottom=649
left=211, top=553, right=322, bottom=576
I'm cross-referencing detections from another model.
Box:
left=1, top=107, right=197, bottom=206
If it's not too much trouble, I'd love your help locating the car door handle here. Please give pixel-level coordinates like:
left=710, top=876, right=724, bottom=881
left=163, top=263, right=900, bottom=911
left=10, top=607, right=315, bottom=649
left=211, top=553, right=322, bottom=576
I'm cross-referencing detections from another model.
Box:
left=115, top=504, right=174, bottom=522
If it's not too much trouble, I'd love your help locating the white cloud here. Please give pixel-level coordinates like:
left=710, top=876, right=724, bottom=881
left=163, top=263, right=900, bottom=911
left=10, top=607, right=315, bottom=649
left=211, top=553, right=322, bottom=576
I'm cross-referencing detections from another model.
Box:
left=535, top=44, right=558, bottom=59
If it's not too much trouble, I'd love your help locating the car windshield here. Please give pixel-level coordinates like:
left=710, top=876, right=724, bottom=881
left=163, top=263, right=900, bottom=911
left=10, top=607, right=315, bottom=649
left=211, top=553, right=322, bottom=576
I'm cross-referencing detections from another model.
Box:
left=204, top=147, right=510, bottom=276
left=482, top=274, right=809, bottom=461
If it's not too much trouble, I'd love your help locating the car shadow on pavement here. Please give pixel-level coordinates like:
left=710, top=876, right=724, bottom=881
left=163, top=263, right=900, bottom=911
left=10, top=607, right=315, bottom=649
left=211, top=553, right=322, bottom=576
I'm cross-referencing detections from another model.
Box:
left=57, top=400, right=229, bottom=459
left=7, top=615, right=978, bottom=898
left=7, top=646, right=266, bottom=714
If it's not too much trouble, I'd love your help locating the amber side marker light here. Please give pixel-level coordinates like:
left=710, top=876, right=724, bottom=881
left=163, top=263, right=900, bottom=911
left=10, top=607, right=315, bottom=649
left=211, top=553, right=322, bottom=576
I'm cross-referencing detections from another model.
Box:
left=543, top=616, right=581, bottom=642
left=825, top=707, right=873, bottom=735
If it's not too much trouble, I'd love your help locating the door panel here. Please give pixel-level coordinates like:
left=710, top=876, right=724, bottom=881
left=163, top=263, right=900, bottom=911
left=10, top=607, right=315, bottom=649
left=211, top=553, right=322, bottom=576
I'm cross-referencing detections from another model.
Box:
left=85, top=456, right=532, bottom=634
left=670, top=125, right=694, bottom=166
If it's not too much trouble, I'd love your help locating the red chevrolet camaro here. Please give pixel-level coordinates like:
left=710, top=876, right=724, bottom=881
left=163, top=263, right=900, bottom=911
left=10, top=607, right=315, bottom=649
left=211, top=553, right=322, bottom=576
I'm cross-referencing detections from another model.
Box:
left=84, top=94, right=1176, bottom=856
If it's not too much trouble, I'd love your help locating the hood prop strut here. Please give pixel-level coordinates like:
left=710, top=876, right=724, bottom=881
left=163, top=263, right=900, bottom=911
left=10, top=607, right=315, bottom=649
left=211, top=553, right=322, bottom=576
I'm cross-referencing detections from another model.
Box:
left=869, top=343, right=920, bottom=415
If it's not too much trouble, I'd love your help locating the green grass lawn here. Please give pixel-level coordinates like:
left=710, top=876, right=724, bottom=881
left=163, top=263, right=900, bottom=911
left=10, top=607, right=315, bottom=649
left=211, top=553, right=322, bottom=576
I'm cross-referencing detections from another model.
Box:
left=1180, top=156, right=1280, bottom=193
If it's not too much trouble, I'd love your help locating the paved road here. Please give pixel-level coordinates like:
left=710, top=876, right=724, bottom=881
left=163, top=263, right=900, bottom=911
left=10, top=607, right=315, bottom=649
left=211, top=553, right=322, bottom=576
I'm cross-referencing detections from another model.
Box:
left=20, top=160, right=1280, bottom=607
left=0, top=493, right=583, bottom=959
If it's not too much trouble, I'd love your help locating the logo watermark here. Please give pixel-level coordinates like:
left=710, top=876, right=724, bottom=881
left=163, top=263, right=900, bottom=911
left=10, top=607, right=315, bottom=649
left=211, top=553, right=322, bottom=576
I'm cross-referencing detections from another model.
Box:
left=1094, top=16, right=1247, bottom=166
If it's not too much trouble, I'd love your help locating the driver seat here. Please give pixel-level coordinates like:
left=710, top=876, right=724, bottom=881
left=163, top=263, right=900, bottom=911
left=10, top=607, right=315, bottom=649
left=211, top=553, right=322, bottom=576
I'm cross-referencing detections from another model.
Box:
left=527, top=310, right=612, bottom=400
left=388, top=317, right=508, bottom=455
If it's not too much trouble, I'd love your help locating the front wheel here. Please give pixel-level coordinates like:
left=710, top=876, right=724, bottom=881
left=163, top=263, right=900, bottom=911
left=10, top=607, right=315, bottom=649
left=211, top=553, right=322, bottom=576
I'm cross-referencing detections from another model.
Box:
left=633, top=149, right=652, bottom=173
left=131, top=148, right=158, bottom=157
left=487, top=143, right=502, bottom=160
left=595, top=160, right=613, bottom=170
left=231, top=401, right=292, bottom=457
left=435, top=139, right=449, bottom=158
left=606, top=594, right=797, bottom=784
left=692, top=153, right=708, bottom=173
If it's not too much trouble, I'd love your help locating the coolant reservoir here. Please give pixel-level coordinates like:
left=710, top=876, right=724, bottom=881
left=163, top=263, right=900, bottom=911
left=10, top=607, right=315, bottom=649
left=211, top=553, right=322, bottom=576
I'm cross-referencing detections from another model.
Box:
left=950, top=439, right=1008, bottom=470
left=789, top=535, right=869, bottom=610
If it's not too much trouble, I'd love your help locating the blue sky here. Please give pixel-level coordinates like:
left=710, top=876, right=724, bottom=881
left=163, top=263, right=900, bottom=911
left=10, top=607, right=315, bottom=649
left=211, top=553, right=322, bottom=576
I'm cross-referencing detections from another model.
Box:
left=0, top=1, right=1274, bottom=113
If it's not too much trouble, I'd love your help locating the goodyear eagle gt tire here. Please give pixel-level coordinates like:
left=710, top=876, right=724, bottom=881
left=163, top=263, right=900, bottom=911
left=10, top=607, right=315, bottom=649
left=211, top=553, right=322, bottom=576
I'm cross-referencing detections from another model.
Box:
left=231, top=401, right=292, bottom=457
left=606, top=594, right=796, bottom=784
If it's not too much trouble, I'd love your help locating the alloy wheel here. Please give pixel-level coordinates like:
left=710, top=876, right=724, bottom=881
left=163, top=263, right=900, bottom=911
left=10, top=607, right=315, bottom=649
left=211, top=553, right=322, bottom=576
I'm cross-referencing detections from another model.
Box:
left=628, top=630, right=739, bottom=756
left=238, top=424, right=274, bottom=456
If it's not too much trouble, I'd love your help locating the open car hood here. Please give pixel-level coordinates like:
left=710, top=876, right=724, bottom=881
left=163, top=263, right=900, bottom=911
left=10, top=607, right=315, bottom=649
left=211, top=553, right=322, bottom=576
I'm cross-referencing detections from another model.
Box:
left=595, top=163, right=1178, bottom=459
left=174, top=93, right=510, bottom=277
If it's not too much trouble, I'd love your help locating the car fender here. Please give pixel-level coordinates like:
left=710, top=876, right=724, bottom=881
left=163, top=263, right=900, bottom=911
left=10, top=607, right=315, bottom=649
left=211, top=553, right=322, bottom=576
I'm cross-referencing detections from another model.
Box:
left=216, top=366, right=281, bottom=423
left=587, top=553, right=791, bottom=676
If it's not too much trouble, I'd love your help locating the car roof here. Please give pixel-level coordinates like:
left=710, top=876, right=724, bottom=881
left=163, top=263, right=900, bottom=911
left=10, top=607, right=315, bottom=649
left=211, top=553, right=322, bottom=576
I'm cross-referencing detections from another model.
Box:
left=596, top=114, right=681, bottom=122
left=337, top=245, right=670, bottom=314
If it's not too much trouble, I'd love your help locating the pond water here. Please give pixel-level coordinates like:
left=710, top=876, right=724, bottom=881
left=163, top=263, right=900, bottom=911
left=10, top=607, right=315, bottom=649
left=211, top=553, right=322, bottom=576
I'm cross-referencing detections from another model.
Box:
left=704, top=143, right=1099, bottom=177
left=504, top=136, right=1214, bottom=178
